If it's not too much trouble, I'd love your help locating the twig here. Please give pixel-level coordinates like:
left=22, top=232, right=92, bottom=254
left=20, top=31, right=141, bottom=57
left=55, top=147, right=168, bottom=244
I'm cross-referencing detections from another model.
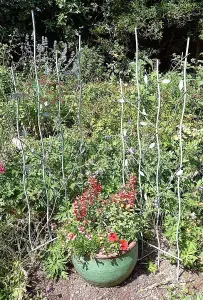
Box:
left=95, top=292, right=109, bottom=300
left=138, top=278, right=171, bottom=293
left=31, top=237, right=58, bottom=252
left=176, top=37, right=190, bottom=281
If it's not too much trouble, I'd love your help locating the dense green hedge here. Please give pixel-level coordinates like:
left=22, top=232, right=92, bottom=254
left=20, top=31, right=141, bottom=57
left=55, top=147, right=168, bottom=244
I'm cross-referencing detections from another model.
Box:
left=0, top=1, right=203, bottom=69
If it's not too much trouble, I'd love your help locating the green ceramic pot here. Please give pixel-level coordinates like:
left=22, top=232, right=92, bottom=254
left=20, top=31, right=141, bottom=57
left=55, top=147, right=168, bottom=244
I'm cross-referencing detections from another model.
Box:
left=72, top=241, right=138, bottom=287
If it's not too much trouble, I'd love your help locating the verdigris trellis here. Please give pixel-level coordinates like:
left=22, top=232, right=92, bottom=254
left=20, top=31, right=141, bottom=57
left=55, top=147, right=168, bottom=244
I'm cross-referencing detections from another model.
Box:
left=176, top=37, right=190, bottom=281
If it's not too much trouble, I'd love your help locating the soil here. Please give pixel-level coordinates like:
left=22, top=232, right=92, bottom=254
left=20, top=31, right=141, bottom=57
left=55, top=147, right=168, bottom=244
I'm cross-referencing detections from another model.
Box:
left=28, top=259, right=203, bottom=300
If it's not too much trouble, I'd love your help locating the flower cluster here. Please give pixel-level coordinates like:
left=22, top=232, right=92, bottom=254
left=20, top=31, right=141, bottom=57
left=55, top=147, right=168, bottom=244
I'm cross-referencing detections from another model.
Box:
left=73, top=176, right=102, bottom=221
left=67, top=232, right=76, bottom=241
left=108, top=232, right=128, bottom=251
left=64, top=174, right=140, bottom=257
left=0, top=162, right=5, bottom=174
left=111, top=174, right=137, bottom=208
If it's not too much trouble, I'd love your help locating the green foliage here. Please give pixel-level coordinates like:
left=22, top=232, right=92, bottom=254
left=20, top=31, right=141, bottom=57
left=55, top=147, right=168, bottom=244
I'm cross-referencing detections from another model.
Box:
left=79, top=45, right=106, bottom=82
left=0, top=0, right=58, bottom=42
left=0, top=44, right=203, bottom=296
left=43, top=240, right=70, bottom=279
left=169, top=289, right=203, bottom=300
left=53, top=0, right=203, bottom=70
left=147, top=261, right=158, bottom=274
left=0, top=66, right=12, bottom=100
left=0, top=261, right=27, bottom=300
left=1, top=0, right=202, bottom=75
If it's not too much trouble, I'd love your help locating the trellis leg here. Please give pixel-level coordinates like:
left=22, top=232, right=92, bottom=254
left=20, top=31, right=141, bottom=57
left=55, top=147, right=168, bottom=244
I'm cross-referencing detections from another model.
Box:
left=78, top=35, right=83, bottom=179
left=135, top=28, right=142, bottom=203
left=119, top=78, right=125, bottom=187
left=31, top=10, right=52, bottom=239
left=135, top=28, right=143, bottom=256
left=176, top=37, right=190, bottom=281
left=155, top=59, right=161, bottom=267
left=11, top=66, right=33, bottom=250
left=55, top=49, right=67, bottom=200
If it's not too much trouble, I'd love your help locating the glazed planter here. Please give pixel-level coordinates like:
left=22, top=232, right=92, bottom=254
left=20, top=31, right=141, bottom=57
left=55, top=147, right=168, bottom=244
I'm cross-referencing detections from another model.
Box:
left=72, top=241, right=138, bottom=287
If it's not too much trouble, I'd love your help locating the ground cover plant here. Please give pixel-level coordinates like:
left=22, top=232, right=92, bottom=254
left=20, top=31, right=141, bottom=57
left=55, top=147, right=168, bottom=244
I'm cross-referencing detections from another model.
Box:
left=0, top=12, right=203, bottom=298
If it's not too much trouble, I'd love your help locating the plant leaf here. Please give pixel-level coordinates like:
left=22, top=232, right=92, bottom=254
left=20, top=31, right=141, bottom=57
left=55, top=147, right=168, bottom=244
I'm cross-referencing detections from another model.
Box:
left=140, top=122, right=147, bottom=126
left=179, top=79, right=183, bottom=91
left=139, top=170, right=145, bottom=177
left=149, top=142, right=155, bottom=149
left=162, top=79, right=170, bottom=84
left=144, top=74, right=148, bottom=85
left=176, top=169, right=183, bottom=176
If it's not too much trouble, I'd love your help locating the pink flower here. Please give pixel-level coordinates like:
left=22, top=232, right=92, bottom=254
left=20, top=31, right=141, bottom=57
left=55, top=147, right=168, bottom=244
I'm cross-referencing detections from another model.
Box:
left=0, top=162, right=5, bottom=174
left=85, top=234, right=93, bottom=240
left=108, top=232, right=119, bottom=242
left=120, top=240, right=128, bottom=251
left=67, top=232, right=76, bottom=241
left=79, top=226, right=85, bottom=233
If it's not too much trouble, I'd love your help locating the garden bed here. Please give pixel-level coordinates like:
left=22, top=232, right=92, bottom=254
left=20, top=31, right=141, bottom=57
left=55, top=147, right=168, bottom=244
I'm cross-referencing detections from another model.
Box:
left=29, top=259, right=203, bottom=300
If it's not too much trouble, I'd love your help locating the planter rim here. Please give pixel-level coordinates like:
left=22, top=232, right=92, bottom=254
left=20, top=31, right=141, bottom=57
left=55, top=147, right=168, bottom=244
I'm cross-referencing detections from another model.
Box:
left=94, top=241, right=137, bottom=259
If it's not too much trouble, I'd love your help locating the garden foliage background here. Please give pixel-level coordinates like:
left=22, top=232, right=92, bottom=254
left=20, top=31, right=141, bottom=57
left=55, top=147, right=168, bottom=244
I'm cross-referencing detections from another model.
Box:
left=0, top=1, right=203, bottom=299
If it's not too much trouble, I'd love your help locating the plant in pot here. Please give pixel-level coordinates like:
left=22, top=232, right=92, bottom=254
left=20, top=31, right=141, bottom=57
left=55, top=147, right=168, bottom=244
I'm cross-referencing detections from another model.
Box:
left=62, top=174, right=141, bottom=287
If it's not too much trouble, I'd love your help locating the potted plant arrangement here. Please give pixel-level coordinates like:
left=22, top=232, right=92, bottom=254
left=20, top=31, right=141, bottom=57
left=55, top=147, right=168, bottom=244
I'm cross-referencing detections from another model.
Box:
left=62, top=174, right=141, bottom=287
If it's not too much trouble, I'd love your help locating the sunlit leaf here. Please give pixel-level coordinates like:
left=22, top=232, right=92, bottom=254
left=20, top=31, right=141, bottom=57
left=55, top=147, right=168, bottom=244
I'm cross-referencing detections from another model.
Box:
left=140, top=122, right=147, bottom=126
left=179, top=79, right=183, bottom=91
left=149, top=142, right=155, bottom=149
left=139, top=170, right=145, bottom=177
left=144, top=74, right=148, bottom=84
left=162, top=79, right=170, bottom=84
left=176, top=169, right=183, bottom=176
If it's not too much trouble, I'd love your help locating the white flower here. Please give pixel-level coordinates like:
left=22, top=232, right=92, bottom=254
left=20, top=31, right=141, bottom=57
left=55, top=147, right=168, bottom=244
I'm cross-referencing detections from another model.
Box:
left=12, top=138, right=25, bottom=150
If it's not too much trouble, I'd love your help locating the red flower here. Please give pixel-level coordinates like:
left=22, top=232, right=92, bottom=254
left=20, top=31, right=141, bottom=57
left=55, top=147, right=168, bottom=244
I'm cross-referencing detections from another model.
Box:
left=108, top=232, right=119, bottom=242
left=0, top=162, right=5, bottom=174
left=73, top=176, right=103, bottom=220
left=120, top=240, right=128, bottom=251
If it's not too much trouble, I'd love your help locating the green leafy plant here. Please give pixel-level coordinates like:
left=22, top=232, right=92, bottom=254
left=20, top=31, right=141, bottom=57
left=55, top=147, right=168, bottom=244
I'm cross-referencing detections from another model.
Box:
left=0, top=261, right=27, bottom=300
left=147, top=261, right=158, bottom=274
left=43, top=240, right=70, bottom=279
